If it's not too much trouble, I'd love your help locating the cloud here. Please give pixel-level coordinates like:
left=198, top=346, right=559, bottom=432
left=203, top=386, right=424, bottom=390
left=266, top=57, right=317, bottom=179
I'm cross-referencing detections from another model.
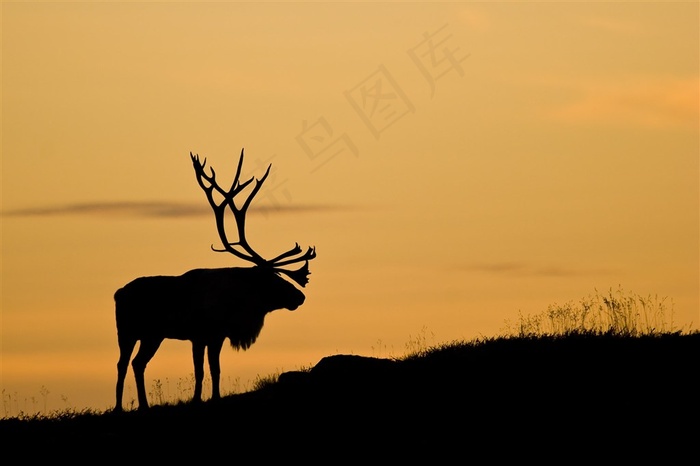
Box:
left=457, top=7, right=491, bottom=32
left=582, top=16, right=643, bottom=36
left=462, top=262, right=614, bottom=278
left=2, top=201, right=338, bottom=219
left=546, top=75, right=699, bottom=129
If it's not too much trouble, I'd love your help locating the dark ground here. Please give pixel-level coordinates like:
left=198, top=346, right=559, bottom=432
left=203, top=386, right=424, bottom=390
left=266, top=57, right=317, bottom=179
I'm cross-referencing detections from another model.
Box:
left=2, top=332, right=698, bottom=461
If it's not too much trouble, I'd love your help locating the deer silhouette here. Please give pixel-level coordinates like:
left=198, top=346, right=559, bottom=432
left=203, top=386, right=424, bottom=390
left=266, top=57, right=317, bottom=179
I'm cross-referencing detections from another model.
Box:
left=114, top=149, right=316, bottom=411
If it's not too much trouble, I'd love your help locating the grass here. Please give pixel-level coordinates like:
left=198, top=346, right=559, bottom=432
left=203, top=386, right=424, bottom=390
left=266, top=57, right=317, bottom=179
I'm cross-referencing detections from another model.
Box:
left=500, top=286, right=685, bottom=338
left=1, top=373, right=255, bottom=419
left=1, top=287, right=697, bottom=458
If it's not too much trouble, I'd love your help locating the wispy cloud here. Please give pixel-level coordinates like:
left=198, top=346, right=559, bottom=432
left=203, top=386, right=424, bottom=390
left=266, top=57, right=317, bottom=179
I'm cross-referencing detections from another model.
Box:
left=462, top=262, right=615, bottom=278
left=2, top=201, right=338, bottom=218
left=546, top=75, right=699, bottom=129
left=582, top=16, right=643, bottom=36
left=457, top=7, right=491, bottom=32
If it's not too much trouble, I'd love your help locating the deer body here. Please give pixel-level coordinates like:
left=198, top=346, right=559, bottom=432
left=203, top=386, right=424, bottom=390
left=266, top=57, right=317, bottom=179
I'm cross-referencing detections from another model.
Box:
left=114, top=149, right=316, bottom=411
left=114, top=267, right=305, bottom=411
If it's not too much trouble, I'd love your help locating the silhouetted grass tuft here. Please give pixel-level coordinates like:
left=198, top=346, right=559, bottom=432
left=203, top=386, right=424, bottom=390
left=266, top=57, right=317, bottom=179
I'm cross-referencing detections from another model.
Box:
left=501, top=286, right=686, bottom=337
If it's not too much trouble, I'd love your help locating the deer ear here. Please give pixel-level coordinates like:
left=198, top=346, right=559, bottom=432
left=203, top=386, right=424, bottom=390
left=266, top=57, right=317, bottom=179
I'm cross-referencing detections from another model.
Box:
left=280, top=261, right=311, bottom=288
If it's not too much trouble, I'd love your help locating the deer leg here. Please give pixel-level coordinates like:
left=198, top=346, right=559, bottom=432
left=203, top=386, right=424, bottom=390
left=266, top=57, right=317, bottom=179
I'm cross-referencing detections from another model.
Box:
left=115, top=337, right=137, bottom=411
left=207, top=338, right=225, bottom=400
left=131, top=339, right=162, bottom=410
left=192, top=341, right=205, bottom=402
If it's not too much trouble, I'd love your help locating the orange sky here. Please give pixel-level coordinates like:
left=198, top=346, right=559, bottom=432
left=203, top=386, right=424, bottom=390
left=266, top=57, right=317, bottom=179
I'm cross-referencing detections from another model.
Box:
left=2, top=1, right=698, bottom=415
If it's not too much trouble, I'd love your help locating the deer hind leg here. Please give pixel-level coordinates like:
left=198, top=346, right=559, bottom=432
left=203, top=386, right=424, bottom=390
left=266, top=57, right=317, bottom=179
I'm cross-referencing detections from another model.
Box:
left=115, top=336, right=137, bottom=411
left=131, top=338, right=163, bottom=410
left=192, top=341, right=206, bottom=403
left=207, top=338, right=225, bottom=400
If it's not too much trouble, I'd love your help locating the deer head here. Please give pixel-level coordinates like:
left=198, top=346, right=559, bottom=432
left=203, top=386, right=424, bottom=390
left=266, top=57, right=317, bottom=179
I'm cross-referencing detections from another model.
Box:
left=190, top=149, right=316, bottom=287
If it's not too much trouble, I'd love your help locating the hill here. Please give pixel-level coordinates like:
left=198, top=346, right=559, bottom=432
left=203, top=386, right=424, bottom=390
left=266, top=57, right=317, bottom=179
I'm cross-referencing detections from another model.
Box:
left=1, top=332, right=698, bottom=460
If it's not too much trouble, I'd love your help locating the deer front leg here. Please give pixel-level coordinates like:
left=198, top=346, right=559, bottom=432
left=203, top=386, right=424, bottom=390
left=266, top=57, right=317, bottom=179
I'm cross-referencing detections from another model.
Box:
left=207, top=338, right=225, bottom=400
left=192, top=341, right=206, bottom=402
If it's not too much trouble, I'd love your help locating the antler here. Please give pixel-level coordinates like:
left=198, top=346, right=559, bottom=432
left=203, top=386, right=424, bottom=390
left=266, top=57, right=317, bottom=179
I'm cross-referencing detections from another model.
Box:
left=190, top=149, right=316, bottom=284
left=191, top=148, right=268, bottom=265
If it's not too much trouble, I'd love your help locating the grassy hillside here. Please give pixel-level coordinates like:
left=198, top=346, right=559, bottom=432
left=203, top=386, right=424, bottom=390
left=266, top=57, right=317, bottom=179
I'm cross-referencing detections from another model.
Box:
left=1, top=331, right=697, bottom=460
left=2, top=289, right=696, bottom=459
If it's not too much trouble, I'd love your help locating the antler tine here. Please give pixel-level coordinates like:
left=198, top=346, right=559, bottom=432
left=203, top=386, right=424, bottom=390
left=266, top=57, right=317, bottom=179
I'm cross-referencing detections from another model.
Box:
left=230, top=148, right=245, bottom=192
left=270, top=245, right=317, bottom=268
left=192, top=151, right=255, bottom=198
left=272, top=246, right=317, bottom=288
left=268, top=243, right=303, bottom=263
left=226, top=159, right=271, bottom=265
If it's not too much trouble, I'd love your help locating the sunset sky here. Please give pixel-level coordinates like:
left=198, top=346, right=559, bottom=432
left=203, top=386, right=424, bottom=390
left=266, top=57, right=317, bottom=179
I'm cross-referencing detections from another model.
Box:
left=2, top=1, right=698, bottom=414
